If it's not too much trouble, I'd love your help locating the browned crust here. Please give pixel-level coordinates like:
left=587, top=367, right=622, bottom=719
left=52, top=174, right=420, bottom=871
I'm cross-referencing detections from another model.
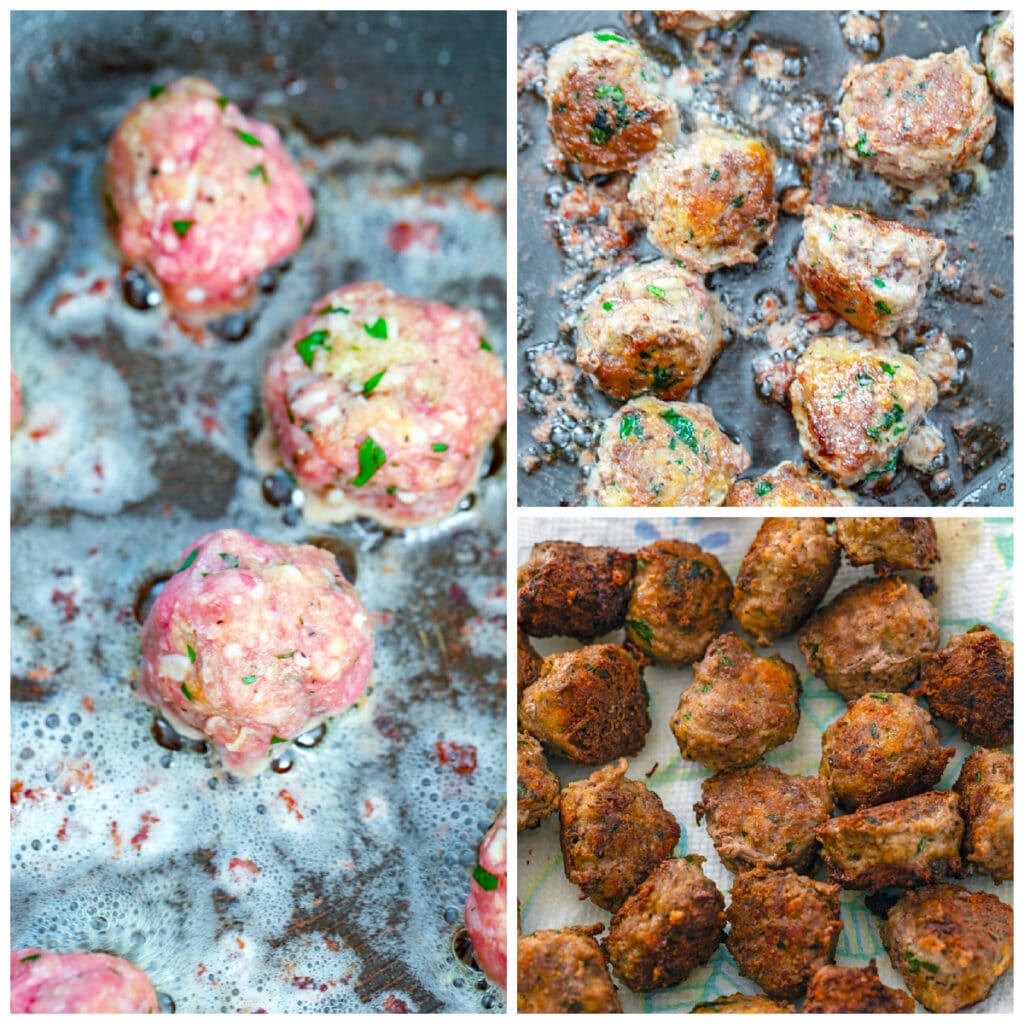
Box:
left=518, top=926, right=623, bottom=1013
left=803, top=960, right=916, bottom=1013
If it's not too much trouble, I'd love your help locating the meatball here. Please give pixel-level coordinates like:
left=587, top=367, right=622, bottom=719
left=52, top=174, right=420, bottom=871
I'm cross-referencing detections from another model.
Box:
left=803, top=960, right=916, bottom=1013
left=140, top=529, right=374, bottom=776
left=517, top=731, right=560, bottom=831
left=519, top=645, right=651, bottom=764
left=724, top=461, right=847, bottom=507
left=670, top=633, right=801, bottom=770
left=838, top=48, right=996, bottom=191
left=815, top=789, right=963, bottom=890
left=262, top=281, right=505, bottom=527
left=691, top=993, right=795, bottom=1013
left=913, top=626, right=1013, bottom=747
left=789, top=336, right=938, bottom=487
left=880, top=884, right=1013, bottom=1013
left=725, top=867, right=843, bottom=1001
left=518, top=925, right=623, bottom=1013
left=954, top=748, right=1013, bottom=883
left=624, top=539, right=732, bottom=665
left=603, top=857, right=725, bottom=992
left=798, top=576, right=939, bottom=701
left=694, top=765, right=833, bottom=874
left=835, top=516, right=940, bottom=573
left=576, top=259, right=724, bottom=401
left=517, top=628, right=544, bottom=700
left=730, top=517, right=840, bottom=646
left=560, top=759, right=681, bottom=912
left=10, top=949, right=158, bottom=1013
left=654, top=11, right=747, bottom=38
left=464, top=807, right=507, bottom=989
left=588, top=396, right=751, bottom=507
left=797, top=204, right=946, bottom=337
left=105, top=77, right=313, bottom=317
left=982, top=12, right=1014, bottom=105
left=545, top=31, right=679, bottom=177
left=820, top=692, right=955, bottom=810
left=628, top=128, right=778, bottom=272
left=517, top=541, right=636, bottom=641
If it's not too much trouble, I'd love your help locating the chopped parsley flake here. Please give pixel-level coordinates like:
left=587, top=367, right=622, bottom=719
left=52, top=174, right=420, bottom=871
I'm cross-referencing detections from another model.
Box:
left=218, top=553, right=240, bottom=568
left=270, top=736, right=288, bottom=744
left=186, top=645, right=196, bottom=663
left=432, top=442, right=449, bottom=452
left=295, top=330, right=331, bottom=367
left=855, top=130, right=877, bottom=157
left=149, top=85, right=165, bottom=99
left=873, top=278, right=886, bottom=288
left=248, top=163, right=269, bottom=184
left=710, top=168, right=720, bottom=181
left=869, top=693, right=891, bottom=702
left=171, top=219, right=193, bottom=238
left=235, top=129, right=263, bottom=147
left=602, top=300, right=614, bottom=311
left=619, top=411, right=643, bottom=439
left=319, top=304, right=350, bottom=316
left=20, top=954, right=41, bottom=962
left=364, top=317, right=388, bottom=339
left=351, top=436, right=386, bottom=487
left=646, top=284, right=666, bottom=299
left=216, top=96, right=230, bottom=109
left=181, top=683, right=194, bottom=701
left=730, top=194, right=746, bottom=208
left=754, top=480, right=774, bottom=497
left=874, top=299, right=892, bottom=315
left=362, top=369, right=386, bottom=397
left=905, top=952, right=940, bottom=975
left=660, top=410, right=699, bottom=453
left=473, top=864, right=500, bottom=890
left=862, top=453, right=900, bottom=483
left=627, top=618, right=654, bottom=644
left=177, top=549, right=199, bottom=573
left=594, top=31, right=629, bottom=43
left=242, top=675, right=257, bottom=685
left=479, top=337, right=493, bottom=351
left=855, top=371, right=875, bottom=387
left=594, top=84, right=624, bottom=103
left=878, top=361, right=898, bottom=377
left=276, top=652, right=296, bottom=660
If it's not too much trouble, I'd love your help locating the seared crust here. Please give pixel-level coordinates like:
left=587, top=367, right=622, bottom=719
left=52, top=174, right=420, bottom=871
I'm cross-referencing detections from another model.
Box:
left=518, top=925, right=623, bottom=1013
left=517, top=731, right=561, bottom=831
left=517, top=628, right=544, bottom=700
left=653, top=11, right=747, bottom=39
left=835, top=516, right=940, bottom=573
left=953, top=748, right=1013, bottom=883
left=690, top=993, right=795, bottom=1013
left=803, top=960, right=916, bottom=1013
left=724, top=461, right=847, bottom=507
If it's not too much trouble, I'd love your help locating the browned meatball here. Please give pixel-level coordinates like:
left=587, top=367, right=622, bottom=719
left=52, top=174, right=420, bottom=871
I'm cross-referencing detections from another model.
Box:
left=954, top=748, right=1013, bottom=883
left=517, top=541, right=636, bottom=641
left=560, top=759, right=681, bottom=912
left=982, top=12, right=1014, bottom=106
left=880, top=884, right=1013, bottom=1013
left=517, top=731, right=560, bottom=831
left=725, top=867, right=843, bottom=1001
left=518, top=925, right=623, bottom=1013
left=730, top=517, right=840, bottom=646
left=624, top=540, right=732, bottom=665
left=799, top=576, right=939, bottom=701
left=519, top=645, right=651, bottom=764
left=670, top=633, right=801, bottom=770
left=653, top=11, right=748, bottom=39
left=694, top=765, right=832, bottom=874
left=517, top=628, right=543, bottom=700
left=835, top=516, right=940, bottom=573
left=724, top=461, right=848, bottom=507
left=690, top=993, right=795, bottom=1013
left=603, top=856, right=725, bottom=992
left=913, top=626, right=1013, bottom=747
left=820, top=692, right=955, bottom=810
left=816, top=789, right=963, bottom=890
left=803, top=960, right=916, bottom=1013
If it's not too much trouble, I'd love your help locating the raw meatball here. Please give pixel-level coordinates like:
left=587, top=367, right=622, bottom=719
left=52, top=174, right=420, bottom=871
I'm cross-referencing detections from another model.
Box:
left=576, top=259, right=724, bottom=401
left=654, top=11, right=747, bottom=38
left=880, top=884, right=1013, bottom=1012
left=798, top=576, right=939, bottom=701
left=803, top=960, right=915, bottom=1013
left=588, top=396, right=751, bottom=507
left=545, top=31, right=679, bottom=177
left=725, top=867, right=843, bottom=1001
left=517, top=628, right=543, bottom=699
left=105, top=77, right=313, bottom=317
left=835, top=516, right=940, bottom=573
left=815, top=789, right=963, bottom=890
left=140, top=528, right=374, bottom=776
left=694, top=765, right=833, bottom=874
left=603, top=857, right=725, bottom=992
left=624, top=539, right=732, bottom=665
left=789, top=336, right=938, bottom=487
left=464, top=807, right=507, bottom=989
left=517, top=731, right=560, bottom=831
left=954, top=748, right=1013, bottom=883
left=913, top=626, right=1013, bottom=747
left=797, top=204, right=946, bottom=336
left=519, top=645, right=651, bottom=764
left=670, top=633, right=801, bottom=770
left=724, top=461, right=847, bottom=507
left=730, top=517, right=840, bottom=646
left=518, top=925, right=623, bottom=1013
left=982, top=12, right=1014, bottom=105
left=628, top=128, right=778, bottom=272
left=262, top=281, right=505, bottom=528
left=517, top=541, right=635, bottom=640
left=838, top=48, right=996, bottom=190
left=560, top=759, right=681, bottom=912
left=10, top=949, right=158, bottom=1013
left=820, top=692, right=955, bottom=810
left=691, top=993, right=795, bottom=1013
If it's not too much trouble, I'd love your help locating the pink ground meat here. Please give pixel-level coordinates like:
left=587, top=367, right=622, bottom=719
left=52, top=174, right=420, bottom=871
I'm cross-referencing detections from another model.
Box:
left=464, top=806, right=507, bottom=989
left=11, top=949, right=158, bottom=1013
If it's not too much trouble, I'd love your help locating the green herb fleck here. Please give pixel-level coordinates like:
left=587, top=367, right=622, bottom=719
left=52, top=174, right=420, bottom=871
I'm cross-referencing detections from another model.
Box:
left=627, top=618, right=654, bottom=644
left=248, top=163, right=270, bottom=184
left=602, top=300, right=614, bottom=311
left=878, top=361, right=898, bottom=377
left=219, top=553, right=240, bottom=568
left=730, top=194, right=746, bottom=208
left=660, top=410, right=699, bottom=453
left=216, top=96, right=230, bottom=110
left=906, top=952, right=940, bottom=975
left=351, top=436, right=386, bottom=487
left=362, top=369, right=386, bottom=397
left=182, top=683, right=194, bottom=701
left=594, top=31, right=629, bottom=43
left=754, top=480, right=773, bottom=497
left=869, top=693, right=891, bottom=702
left=589, top=107, right=614, bottom=145
left=319, top=304, right=350, bottom=316
left=833, top=392, right=845, bottom=400
left=270, top=735, right=288, bottom=744
left=873, top=278, right=886, bottom=289
left=595, top=84, right=624, bottom=103
left=710, top=168, right=720, bottom=181
left=619, top=412, right=643, bottom=440
left=103, top=193, right=120, bottom=226
left=177, top=549, right=199, bottom=573
left=242, top=675, right=257, bottom=685
left=20, top=954, right=41, bottom=962
left=172, top=219, right=193, bottom=238
left=235, top=129, right=263, bottom=147
left=149, top=85, right=165, bottom=99
left=186, top=645, right=197, bottom=663
left=473, top=864, right=500, bottom=890
left=646, top=284, right=666, bottom=299
left=855, top=371, right=874, bottom=387
left=702, top=682, right=714, bottom=693
left=855, top=130, right=877, bottom=157
left=916, top=836, right=928, bottom=854
left=295, top=330, right=331, bottom=367
left=276, top=652, right=296, bottom=660
left=432, top=442, right=449, bottom=452
left=479, top=337, right=493, bottom=351
left=874, top=299, right=892, bottom=315
left=364, top=317, right=388, bottom=339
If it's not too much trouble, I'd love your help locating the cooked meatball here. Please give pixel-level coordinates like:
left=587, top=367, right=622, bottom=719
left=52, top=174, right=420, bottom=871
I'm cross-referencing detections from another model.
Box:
left=545, top=31, right=679, bottom=177
left=628, top=128, right=778, bottom=272
left=603, top=857, right=725, bottom=992
left=803, top=960, right=916, bottom=1013
left=517, top=541, right=636, bottom=640
left=913, top=626, right=1013, bottom=747
left=624, top=539, right=732, bottom=665
left=789, top=336, right=938, bottom=486
left=691, top=993, right=795, bottom=1013
left=464, top=807, right=507, bottom=989
left=588, top=396, right=751, bottom=507
left=982, top=12, right=1014, bottom=105
left=670, top=633, right=801, bottom=770
left=835, top=516, right=940, bottom=573
left=725, top=867, right=843, bottom=1001
left=724, top=461, right=847, bottom=507
left=880, top=884, right=1013, bottom=1012
left=518, top=925, right=623, bottom=1013
left=654, top=11, right=747, bottom=38
left=140, top=529, right=375, bottom=776
left=517, top=628, right=544, bottom=699
left=517, top=731, right=560, bottom=831
left=954, top=748, right=1013, bottom=883
left=798, top=576, right=939, bottom=701
left=560, top=759, right=681, bottom=912
left=262, top=281, right=505, bottom=528
left=816, top=789, right=963, bottom=890
left=519, top=645, right=651, bottom=764
left=105, top=77, right=313, bottom=317
left=694, top=765, right=832, bottom=874
left=10, top=949, right=158, bottom=1013
left=730, top=517, right=840, bottom=646
left=838, top=48, right=996, bottom=190
left=820, top=692, right=954, bottom=810
left=576, top=259, right=724, bottom=401
left=797, top=204, right=946, bottom=337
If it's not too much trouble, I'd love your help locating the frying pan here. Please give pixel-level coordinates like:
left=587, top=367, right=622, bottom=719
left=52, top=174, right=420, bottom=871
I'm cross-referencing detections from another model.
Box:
left=517, top=10, right=1013, bottom=507
left=10, top=10, right=506, bottom=1013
